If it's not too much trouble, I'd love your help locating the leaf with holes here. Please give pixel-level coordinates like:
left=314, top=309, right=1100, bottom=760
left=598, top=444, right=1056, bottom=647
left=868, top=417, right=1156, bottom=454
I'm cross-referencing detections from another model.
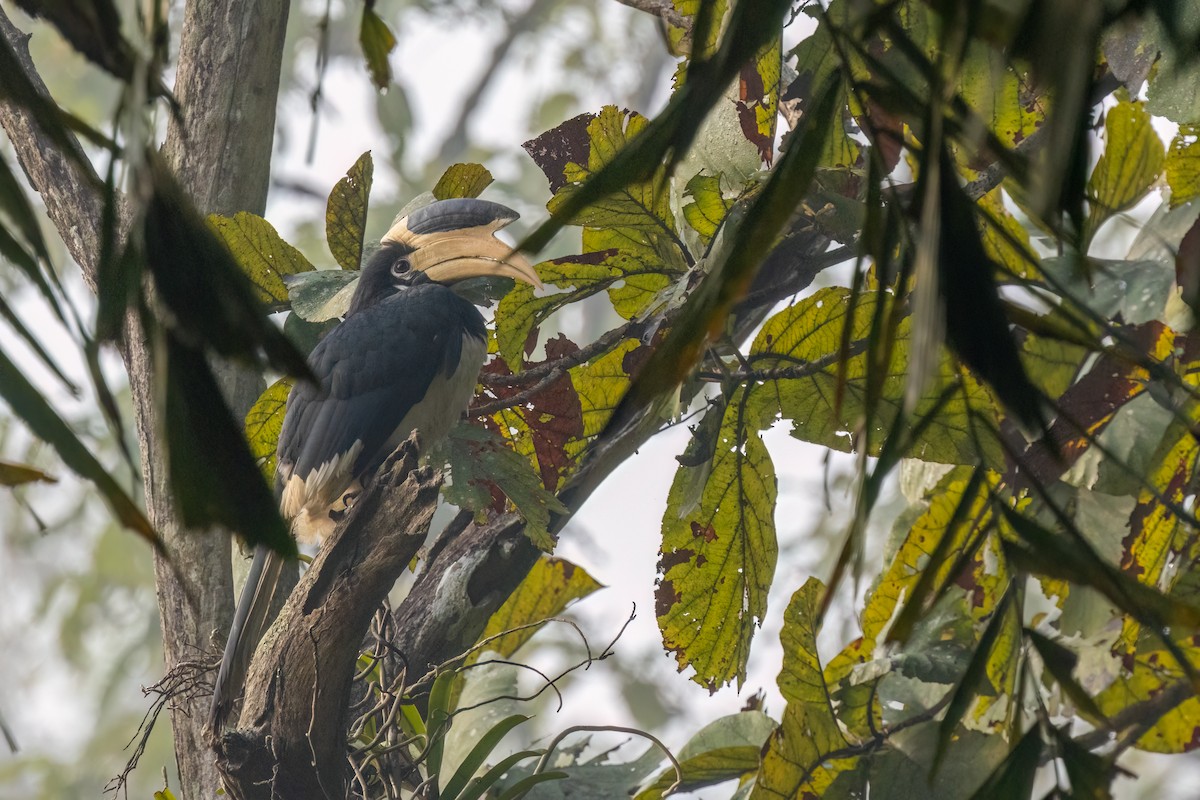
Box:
left=751, top=578, right=850, bottom=800
left=479, top=556, right=603, bottom=659
left=657, top=390, right=777, bottom=690
left=209, top=211, right=314, bottom=310
left=327, top=151, right=374, bottom=270
left=244, top=378, right=293, bottom=483
left=434, top=423, right=567, bottom=550
left=1167, top=125, right=1200, bottom=209
left=433, top=163, right=494, bottom=200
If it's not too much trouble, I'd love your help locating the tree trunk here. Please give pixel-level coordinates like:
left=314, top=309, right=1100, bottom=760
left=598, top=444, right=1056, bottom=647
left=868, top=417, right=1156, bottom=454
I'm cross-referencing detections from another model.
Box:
left=0, top=3, right=290, bottom=796
left=146, top=3, right=291, bottom=796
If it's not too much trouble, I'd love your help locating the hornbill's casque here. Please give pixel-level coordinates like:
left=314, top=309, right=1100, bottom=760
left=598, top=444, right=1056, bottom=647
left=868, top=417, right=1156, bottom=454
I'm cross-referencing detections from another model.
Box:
left=209, top=198, right=540, bottom=731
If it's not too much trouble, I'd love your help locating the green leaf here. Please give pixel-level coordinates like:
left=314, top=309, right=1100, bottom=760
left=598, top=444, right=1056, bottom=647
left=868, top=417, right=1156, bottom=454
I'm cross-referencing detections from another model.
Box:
left=441, top=715, right=531, bottom=800
left=326, top=151, right=374, bottom=270
left=1026, top=629, right=1107, bottom=725
left=139, top=153, right=313, bottom=381
left=748, top=288, right=1001, bottom=466
left=1095, top=638, right=1200, bottom=753
left=433, top=163, right=495, bottom=200
left=208, top=211, right=315, bottom=309
left=495, top=246, right=681, bottom=371
left=479, top=556, right=603, bottom=658
left=426, top=670, right=456, bottom=781
left=244, top=378, right=292, bottom=483
left=545, top=106, right=677, bottom=234
left=1087, top=97, right=1166, bottom=235
left=360, top=6, right=396, bottom=90
left=285, top=269, right=359, bottom=322
left=966, top=724, right=1042, bottom=800
left=457, top=751, right=546, bottom=800
left=0, top=346, right=154, bottom=544
left=637, top=711, right=776, bottom=799
left=1144, top=4, right=1200, bottom=124
left=163, top=334, right=295, bottom=556
left=1052, top=725, right=1115, bottom=800
left=496, top=771, right=569, bottom=800
left=606, top=76, right=841, bottom=435
left=657, top=401, right=777, bottom=690
left=434, top=423, right=568, bottom=550
left=682, top=173, right=735, bottom=247
left=1167, top=125, right=1200, bottom=209
left=0, top=459, right=56, bottom=486
left=932, top=585, right=1016, bottom=777
left=752, top=578, right=850, bottom=799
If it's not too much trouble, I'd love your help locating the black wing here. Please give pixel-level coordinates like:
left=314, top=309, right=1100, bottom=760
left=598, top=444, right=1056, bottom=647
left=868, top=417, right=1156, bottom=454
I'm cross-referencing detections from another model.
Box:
left=276, top=282, right=483, bottom=495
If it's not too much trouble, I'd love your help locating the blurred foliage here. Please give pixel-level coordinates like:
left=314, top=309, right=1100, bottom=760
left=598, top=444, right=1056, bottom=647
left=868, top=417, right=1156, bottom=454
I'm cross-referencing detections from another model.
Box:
left=6, top=0, right=1200, bottom=798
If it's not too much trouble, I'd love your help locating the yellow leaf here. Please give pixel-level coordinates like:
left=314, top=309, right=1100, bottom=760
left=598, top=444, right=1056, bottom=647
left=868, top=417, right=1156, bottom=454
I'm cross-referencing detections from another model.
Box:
left=326, top=151, right=374, bottom=271
left=433, top=163, right=494, bottom=200
left=479, top=556, right=603, bottom=658
left=1087, top=98, right=1166, bottom=236
left=1167, top=124, right=1200, bottom=208
left=209, top=211, right=315, bottom=308
left=244, top=378, right=292, bottom=483
left=657, top=398, right=777, bottom=690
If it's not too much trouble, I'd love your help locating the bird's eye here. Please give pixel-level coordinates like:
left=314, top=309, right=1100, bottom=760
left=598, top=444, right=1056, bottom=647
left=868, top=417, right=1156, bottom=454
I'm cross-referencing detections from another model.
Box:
left=391, top=258, right=412, bottom=277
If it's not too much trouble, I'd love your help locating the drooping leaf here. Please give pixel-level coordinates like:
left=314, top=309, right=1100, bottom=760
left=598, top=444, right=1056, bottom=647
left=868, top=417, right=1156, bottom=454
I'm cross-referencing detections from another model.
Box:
left=1026, top=629, right=1107, bottom=725
left=139, top=153, right=313, bottom=381
left=1095, top=636, right=1200, bottom=753
left=606, top=76, right=841, bottom=436
left=657, top=397, right=777, bottom=690
left=752, top=578, right=851, bottom=799
left=0, top=459, right=56, bottom=486
left=481, top=338, right=587, bottom=493
left=1052, top=725, right=1116, bottom=800
left=734, top=32, right=781, bottom=165
left=327, top=151, right=374, bottom=270
left=682, top=173, right=735, bottom=247
left=163, top=334, right=296, bottom=556
left=13, top=0, right=138, bottom=85
left=495, top=246, right=681, bottom=371
left=433, top=163, right=494, bottom=200
left=360, top=5, right=396, bottom=91
left=0, top=346, right=154, bottom=543
left=541, top=106, right=677, bottom=234
left=208, top=211, right=315, bottom=310
left=479, top=556, right=603, bottom=658
left=966, top=724, right=1043, bottom=800
left=748, top=287, right=1001, bottom=466
left=932, top=585, right=1016, bottom=776
left=934, top=144, right=1047, bottom=434
left=244, top=378, right=293, bottom=483
left=517, top=0, right=795, bottom=255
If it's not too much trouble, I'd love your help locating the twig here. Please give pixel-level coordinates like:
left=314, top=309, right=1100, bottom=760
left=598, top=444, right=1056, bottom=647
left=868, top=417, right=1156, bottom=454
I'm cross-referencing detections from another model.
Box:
left=532, top=724, right=683, bottom=796
left=613, top=0, right=690, bottom=30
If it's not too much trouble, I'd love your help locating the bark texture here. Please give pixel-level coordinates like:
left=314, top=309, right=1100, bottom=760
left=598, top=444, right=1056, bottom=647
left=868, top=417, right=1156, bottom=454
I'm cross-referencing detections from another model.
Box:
left=214, top=442, right=442, bottom=800
left=0, top=4, right=290, bottom=797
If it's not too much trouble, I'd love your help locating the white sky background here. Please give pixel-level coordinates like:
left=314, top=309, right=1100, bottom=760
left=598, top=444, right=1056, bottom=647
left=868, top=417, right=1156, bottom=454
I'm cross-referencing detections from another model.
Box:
left=2, top=1, right=1200, bottom=797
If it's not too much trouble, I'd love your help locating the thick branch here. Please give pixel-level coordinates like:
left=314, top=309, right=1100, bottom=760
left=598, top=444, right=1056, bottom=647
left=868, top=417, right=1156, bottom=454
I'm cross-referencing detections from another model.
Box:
left=214, top=440, right=443, bottom=800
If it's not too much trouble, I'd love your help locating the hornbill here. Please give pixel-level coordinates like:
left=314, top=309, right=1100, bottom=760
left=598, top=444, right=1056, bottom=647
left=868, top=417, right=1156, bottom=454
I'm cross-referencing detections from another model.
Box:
left=209, top=198, right=540, bottom=731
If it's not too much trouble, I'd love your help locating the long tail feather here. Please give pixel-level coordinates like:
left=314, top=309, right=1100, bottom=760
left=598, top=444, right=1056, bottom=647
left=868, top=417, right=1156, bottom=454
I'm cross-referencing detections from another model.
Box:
left=209, top=545, right=285, bottom=732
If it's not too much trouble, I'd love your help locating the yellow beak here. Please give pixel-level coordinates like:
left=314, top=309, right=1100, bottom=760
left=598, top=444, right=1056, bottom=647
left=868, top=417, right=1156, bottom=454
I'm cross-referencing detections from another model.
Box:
left=381, top=199, right=541, bottom=288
